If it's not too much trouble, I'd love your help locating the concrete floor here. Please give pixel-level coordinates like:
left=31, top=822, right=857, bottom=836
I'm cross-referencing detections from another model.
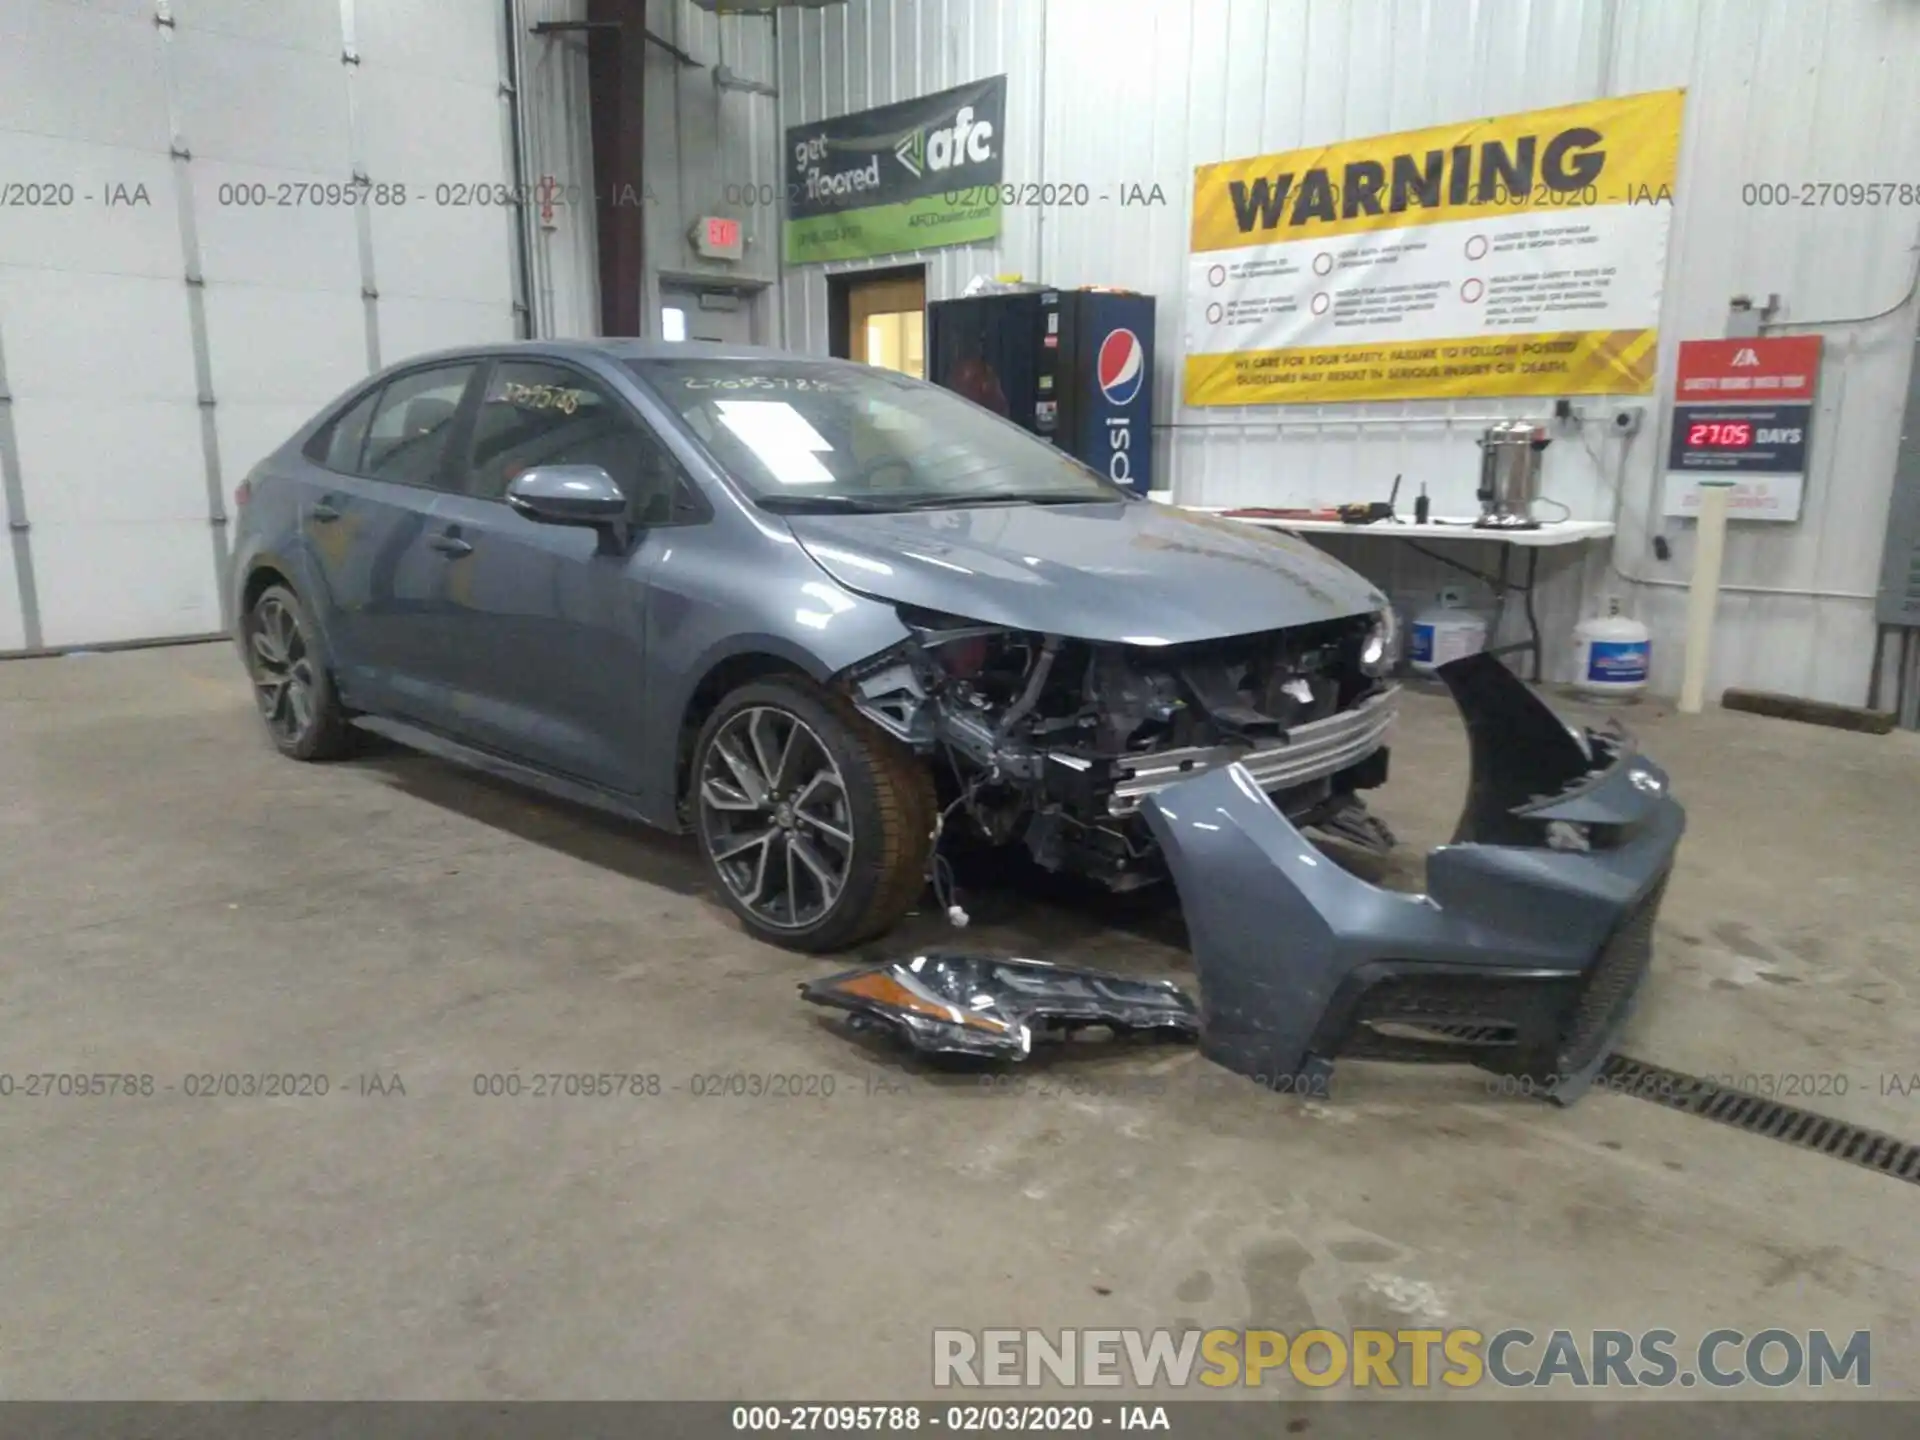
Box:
left=2, top=641, right=1918, bottom=1407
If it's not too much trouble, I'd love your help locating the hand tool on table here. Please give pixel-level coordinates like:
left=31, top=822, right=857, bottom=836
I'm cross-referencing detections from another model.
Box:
left=1337, top=473, right=1401, bottom=525
left=1221, top=506, right=1341, bottom=521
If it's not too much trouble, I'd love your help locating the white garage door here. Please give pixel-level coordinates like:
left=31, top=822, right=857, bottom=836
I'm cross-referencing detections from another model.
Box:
left=0, top=0, right=523, bottom=652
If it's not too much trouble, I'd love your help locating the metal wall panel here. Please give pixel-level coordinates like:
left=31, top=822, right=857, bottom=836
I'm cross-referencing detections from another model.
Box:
left=646, top=0, right=780, bottom=280
left=1604, top=0, right=1920, bottom=704
left=0, top=3, right=173, bottom=151
left=169, top=12, right=367, bottom=644
left=515, top=0, right=784, bottom=339
left=0, top=0, right=521, bottom=651
left=168, top=0, right=343, bottom=54
left=772, top=0, right=1920, bottom=703
left=522, top=0, right=1046, bottom=347
left=356, top=0, right=509, bottom=85
left=0, top=546, right=23, bottom=652
left=358, top=69, right=520, bottom=318
left=774, top=0, right=1046, bottom=353
left=518, top=0, right=604, bottom=338
left=0, top=2, right=197, bottom=647
left=351, top=0, right=520, bottom=358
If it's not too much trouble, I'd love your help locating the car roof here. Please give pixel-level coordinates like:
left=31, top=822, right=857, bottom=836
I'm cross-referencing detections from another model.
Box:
left=378, top=337, right=858, bottom=371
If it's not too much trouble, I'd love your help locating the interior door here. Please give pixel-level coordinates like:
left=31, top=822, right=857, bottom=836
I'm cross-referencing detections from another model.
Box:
left=300, top=362, right=478, bottom=717
left=847, top=273, right=926, bottom=377
left=417, top=359, right=689, bottom=792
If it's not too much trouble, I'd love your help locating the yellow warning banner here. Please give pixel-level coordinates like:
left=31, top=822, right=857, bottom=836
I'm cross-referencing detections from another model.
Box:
left=1184, top=329, right=1659, bottom=407
left=1184, top=90, right=1683, bottom=406
left=1191, top=91, right=1684, bottom=252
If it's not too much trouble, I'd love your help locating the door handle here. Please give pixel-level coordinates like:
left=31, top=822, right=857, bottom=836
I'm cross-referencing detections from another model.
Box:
left=429, top=530, right=474, bottom=558
left=310, top=498, right=341, bottom=523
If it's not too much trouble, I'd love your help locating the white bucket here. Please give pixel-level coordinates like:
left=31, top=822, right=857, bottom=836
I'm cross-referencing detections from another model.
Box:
left=1408, top=597, right=1489, bottom=675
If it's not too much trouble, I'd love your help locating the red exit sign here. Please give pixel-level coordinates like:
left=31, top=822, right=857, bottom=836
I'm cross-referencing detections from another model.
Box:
left=693, top=215, right=743, bottom=260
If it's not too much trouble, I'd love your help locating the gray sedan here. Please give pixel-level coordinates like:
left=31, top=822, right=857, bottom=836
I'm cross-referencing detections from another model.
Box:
left=230, top=341, right=1398, bottom=951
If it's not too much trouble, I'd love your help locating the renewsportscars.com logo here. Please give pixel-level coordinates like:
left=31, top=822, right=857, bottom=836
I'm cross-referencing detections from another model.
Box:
left=894, top=106, right=996, bottom=178
left=933, top=1327, right=1872, bottom=1391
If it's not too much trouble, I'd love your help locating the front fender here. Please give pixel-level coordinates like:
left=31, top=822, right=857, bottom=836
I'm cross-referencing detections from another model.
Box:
left=637, top=533, right=915, bottom=818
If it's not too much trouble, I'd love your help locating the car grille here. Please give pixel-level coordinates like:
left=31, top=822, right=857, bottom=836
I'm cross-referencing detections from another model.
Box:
left=1106, top=685, right=1398, bottom=815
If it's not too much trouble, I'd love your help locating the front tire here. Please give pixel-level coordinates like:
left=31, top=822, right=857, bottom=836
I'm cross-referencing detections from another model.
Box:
left=692, top=677, right=935, bottom=952
left=242, top=584, right=352, bottom=761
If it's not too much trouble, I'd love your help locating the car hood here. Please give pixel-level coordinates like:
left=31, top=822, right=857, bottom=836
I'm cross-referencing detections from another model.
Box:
left=782, top=499, right=1386, bottom=644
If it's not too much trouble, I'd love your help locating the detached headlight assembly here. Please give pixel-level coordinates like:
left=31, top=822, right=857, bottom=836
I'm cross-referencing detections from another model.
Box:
left=1359, top=608, right=1397, bottom=677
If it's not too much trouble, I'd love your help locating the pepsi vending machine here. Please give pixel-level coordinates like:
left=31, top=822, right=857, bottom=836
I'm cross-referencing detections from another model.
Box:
left=927, top=288, right=1155, bottom=495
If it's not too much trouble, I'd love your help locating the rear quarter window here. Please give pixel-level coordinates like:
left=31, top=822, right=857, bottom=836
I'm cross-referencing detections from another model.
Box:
left=306, top=388, right=381, bottom=473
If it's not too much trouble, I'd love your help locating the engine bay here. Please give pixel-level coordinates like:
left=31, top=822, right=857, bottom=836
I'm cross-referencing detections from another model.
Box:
left=846, top=609, right=1396, bottom=887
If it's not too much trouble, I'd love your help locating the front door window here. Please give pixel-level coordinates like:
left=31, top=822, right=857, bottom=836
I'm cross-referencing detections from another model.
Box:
left=465, top=362, right=683, bottom=526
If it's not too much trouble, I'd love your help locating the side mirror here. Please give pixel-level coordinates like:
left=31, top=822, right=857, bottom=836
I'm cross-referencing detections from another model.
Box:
left=506, top=465, right=632, bottom=553
left=506, top=465, right=628, bottom=525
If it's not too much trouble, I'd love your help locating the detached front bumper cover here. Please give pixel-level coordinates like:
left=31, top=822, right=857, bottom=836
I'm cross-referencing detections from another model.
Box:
left=801, top=953, right=1199, bottom=1061
left=1142, top=651, right=1686, bottom=1104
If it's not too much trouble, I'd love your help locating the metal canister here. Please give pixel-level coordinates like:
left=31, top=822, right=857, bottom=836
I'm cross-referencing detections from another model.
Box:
left=1475, top=420, right=1551, bottom=527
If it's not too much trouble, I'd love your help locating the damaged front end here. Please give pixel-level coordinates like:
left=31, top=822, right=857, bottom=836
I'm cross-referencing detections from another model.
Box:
left=1142, top=652, right=1686, bottom=1103
left=843, top=606, right=1400, bottom=888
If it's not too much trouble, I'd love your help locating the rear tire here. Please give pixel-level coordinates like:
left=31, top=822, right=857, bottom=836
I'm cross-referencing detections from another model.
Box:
left=242, top=584, right=352, bottom=761
left=692, top=676, right=935, bottom=953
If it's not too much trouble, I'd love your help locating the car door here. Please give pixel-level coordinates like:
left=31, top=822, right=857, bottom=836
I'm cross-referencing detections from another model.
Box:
left=300, top=362, right=480, bottom=717
left=414, top=358, right=701, bottom=793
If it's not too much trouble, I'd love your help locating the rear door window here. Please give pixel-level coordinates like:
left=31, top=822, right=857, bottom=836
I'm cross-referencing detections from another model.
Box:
left=361, top=365, right=477, bottom=489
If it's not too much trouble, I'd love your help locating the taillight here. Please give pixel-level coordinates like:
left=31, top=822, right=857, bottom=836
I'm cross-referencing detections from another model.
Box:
left=233, top=478, right=252, bottom=508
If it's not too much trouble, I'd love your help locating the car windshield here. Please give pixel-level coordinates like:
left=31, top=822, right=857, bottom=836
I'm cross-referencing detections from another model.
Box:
left=628, top=358, right=1126, bottom=511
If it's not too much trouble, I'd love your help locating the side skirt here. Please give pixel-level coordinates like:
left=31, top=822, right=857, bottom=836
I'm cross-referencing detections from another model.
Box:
left=349, top=715, right=678, bottom=833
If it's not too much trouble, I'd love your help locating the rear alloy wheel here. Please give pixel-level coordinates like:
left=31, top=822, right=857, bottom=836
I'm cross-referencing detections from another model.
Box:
left=243, top=584, right=351, bottom=761
left=693, top=678, right=934, bottom=952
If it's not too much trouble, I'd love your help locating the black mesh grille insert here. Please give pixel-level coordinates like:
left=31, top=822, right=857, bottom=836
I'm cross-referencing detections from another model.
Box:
left=1331, top=872, right=1670, bottom=1083
left=1556, top=871, right=1669, bottom=1077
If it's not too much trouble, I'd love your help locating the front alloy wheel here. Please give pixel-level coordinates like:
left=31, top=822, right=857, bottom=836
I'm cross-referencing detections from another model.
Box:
left=691, top=678, right=935, bottom=952
left=700, top=706, right=855, bottom=931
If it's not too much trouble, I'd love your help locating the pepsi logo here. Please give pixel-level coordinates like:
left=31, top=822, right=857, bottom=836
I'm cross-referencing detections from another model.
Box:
left=1097, top=328, right=1144, bottom=406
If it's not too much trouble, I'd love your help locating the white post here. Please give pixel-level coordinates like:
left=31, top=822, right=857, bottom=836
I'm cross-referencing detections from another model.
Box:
left=1678, top=482, right=1733, bottom=715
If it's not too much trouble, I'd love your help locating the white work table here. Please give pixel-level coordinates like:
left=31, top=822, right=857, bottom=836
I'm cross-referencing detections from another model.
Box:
left=1198, top=512, right=1615, bottom=547
left=1153, top=497, right=1617, bottom=681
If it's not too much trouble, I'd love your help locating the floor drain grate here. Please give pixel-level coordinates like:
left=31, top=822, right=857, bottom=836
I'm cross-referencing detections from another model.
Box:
left=1600, top=1054, right=1920, bottom=1188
